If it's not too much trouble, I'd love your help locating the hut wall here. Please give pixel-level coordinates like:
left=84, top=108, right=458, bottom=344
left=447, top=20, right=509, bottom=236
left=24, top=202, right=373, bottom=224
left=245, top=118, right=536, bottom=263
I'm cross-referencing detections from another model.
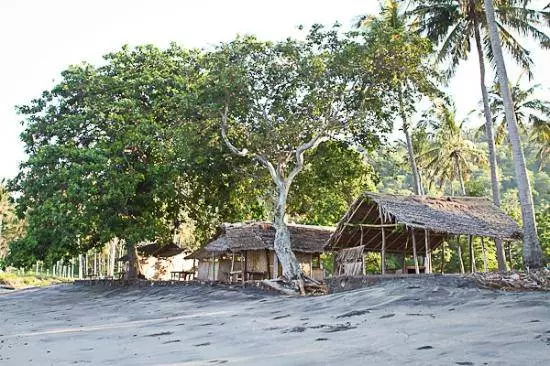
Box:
left=245, top=250, right=270, bottom=274
left=196, top=259, right=231, bottom=282
left=138, top=253, right=195, bottom=281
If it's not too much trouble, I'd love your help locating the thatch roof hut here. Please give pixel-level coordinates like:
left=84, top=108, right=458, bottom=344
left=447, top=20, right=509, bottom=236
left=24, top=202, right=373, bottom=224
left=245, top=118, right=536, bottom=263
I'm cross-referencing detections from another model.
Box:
left=187, top=222, right=334, bottom=282
left=187, top=222, right=333, bottom=259
left=327, top=192, right=522, bottom=275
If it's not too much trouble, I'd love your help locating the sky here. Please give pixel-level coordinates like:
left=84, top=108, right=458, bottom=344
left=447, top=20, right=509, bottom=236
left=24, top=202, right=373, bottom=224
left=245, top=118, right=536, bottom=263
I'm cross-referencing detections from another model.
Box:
left=0, top=0, right=548, bottom=181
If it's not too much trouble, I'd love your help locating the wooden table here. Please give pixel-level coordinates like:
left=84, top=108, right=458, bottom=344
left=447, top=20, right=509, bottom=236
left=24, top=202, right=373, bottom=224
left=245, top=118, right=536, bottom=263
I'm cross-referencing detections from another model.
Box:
left=170, top=270, right=194, bottom=281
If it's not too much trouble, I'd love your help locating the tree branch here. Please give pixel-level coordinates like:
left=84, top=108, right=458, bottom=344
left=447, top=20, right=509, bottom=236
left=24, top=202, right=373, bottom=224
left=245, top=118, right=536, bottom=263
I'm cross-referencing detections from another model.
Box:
left=287, top=130, right=328, bottom=184
left=220, top=102, right=279, bottom=183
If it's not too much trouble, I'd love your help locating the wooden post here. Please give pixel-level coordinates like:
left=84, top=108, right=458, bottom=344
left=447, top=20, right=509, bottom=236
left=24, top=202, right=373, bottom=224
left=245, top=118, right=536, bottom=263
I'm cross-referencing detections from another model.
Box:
left=456, top=235, right=465, bottom=274
left=402, top=236, right=409, bottom=273
left=273, top=251, right=279, bottom=279
left=243, top=251, right=247, bottom=282
left=424, top=230, right=430, bottom=274
left=481, top=237, right=488, bottom=273
left=211, top=253, right=215, bottom=281
left=468, top=235, right=476, bottom=273
left=411, top=229, right=419, bottom=274
left=440, top=241, right=445, bottom=274
left=78, top=254, right=83, bottom=279
left=265, top=249, right=271, bottom=279
left=378, top=206, right=386, bottom=275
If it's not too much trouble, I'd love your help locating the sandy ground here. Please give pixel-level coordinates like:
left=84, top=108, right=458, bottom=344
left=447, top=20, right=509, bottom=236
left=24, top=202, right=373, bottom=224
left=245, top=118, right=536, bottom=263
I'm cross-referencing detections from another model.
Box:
left=0, top=277, right=549, bottom=366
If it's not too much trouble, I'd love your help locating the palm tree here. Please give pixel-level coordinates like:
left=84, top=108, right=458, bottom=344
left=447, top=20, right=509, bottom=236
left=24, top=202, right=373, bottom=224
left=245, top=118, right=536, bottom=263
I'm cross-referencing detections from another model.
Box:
left=483, top=0, right=544, bottom=268
left=360, top=0, right=439, bottom=195
left=530, top=118, right=550, bottom=171
left=407, top=0, right=550, bottom=271
left=421, top=98, right=488, bottom=196
left=486, top=73, right=550, bottom=146
left=420, top=97, right=488, bottom=273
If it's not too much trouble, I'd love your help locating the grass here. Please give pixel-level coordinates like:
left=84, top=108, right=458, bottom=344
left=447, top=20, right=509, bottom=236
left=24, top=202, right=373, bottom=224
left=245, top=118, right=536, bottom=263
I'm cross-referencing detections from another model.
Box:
left=0, top=272, right=72, bottom=289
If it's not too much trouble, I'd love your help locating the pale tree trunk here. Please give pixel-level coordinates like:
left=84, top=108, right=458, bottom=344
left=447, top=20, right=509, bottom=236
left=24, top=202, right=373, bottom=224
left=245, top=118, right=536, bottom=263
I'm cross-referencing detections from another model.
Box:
left=220, top=109, right=324, bottom=283
left=272, top=181, right=303, bottom=280
left=473, top=16, right=507, bottom=271
left=399, top=89, right=423, bottom=195
left=483, top=0, right=543, bottom=269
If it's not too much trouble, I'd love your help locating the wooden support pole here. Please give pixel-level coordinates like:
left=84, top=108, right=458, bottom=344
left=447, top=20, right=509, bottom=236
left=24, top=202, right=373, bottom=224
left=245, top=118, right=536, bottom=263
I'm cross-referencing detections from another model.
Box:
left=265, top=249, right=271, bottom=279
left=379, top=206, right=386, bottom=275
left=424, top=229, right=430, bottom=274
left=440, top=241, right=445, bottom=274
left=402, top=236, right=409, bottom=273
left=411, top=229, right=419, bottom=274
left=469, top=235, right=475, bottom=273
left=273, top=251, right=279, bottom=279
left=457, top=236, right=465, bottom=274
left=481, top=237, right=488, bottom=273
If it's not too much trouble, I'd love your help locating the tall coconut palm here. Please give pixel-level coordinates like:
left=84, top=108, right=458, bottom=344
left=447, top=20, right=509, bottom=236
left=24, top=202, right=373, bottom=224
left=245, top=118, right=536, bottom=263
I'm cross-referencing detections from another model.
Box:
left=483, top=0, right=544, bottom=268
left=360, top=0, right=439, bottom=195
left=530, top=118, right=550, bottom=171
left=420, top=98, right=488, bottom=273
left=420, top=98, right=488, bottom=196
left=486, top=73, right=550, bottom=146
left=407, top=0, right=550, bottom=271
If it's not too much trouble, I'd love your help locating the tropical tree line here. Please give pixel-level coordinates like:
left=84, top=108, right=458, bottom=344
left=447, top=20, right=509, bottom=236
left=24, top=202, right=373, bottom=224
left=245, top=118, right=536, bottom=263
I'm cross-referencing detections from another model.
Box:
left=0, top=0, right=548, bottom=280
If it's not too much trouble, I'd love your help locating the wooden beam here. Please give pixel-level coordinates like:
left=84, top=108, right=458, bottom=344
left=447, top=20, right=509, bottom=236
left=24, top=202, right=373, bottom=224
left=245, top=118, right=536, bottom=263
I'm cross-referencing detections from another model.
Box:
left=341, top=202, right=377, bottom=248
left=411, top=229, right=419, bottom=274
left=343, top=223, right=399, bottom=228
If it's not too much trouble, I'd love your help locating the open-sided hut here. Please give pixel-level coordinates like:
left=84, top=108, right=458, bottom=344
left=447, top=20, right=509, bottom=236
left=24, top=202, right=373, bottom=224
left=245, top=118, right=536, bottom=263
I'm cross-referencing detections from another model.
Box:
left=187, top=222, right=334, bottom=282
left=119, top=242, right=194, bottom=280
left=327, top=192, right=522, bottom=275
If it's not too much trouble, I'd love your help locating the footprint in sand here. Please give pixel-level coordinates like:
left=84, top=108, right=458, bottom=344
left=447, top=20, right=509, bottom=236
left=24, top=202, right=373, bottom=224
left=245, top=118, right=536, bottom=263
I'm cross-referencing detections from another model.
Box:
left=416, top=346, right=433, bottom=350
left=193, top=342, right=211, bottom=347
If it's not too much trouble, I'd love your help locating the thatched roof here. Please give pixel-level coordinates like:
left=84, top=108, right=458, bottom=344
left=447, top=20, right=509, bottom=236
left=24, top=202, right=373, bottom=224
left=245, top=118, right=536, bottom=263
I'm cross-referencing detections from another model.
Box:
left=327, top=192, right=522, bottom=254
left=186, top=222, right=334, bottom=259
left=118, top=242, right=186, bottom=261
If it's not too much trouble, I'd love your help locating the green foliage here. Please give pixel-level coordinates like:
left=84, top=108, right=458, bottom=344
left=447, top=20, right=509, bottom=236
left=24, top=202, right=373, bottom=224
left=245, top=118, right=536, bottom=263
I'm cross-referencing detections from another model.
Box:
left=288, top=141, right=376, bottom=226
left=9, top=45, right=266, bottom=267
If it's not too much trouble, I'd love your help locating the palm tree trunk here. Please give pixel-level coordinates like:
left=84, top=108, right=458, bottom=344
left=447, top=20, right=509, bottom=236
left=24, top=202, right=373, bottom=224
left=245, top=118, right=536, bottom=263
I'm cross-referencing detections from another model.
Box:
left=473, top=17, right=507, bottom=271
left=483, top=0, right=543, bottom=269
left=399, top=88, right=423, bottom=195
left=455, top=155, right=467, bottom=196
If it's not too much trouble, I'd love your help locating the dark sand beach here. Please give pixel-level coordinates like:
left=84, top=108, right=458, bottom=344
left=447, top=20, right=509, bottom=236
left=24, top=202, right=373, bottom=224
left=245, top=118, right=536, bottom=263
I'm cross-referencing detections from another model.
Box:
left=0, top=277, right=549, bottom=365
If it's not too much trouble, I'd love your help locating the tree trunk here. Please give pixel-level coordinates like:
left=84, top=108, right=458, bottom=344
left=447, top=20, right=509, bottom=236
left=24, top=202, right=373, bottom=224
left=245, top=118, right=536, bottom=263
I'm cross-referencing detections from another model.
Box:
left=473, top=17, right=508, bottom=272
left=272, top=182, right=303, bottom=281
left=455, top=155, right=467, bottom=196
left=483, top=0, right=543, bottom=269
left=126, top=243, right=140, bottom=280
left=399, top=88, right=423, bottom=195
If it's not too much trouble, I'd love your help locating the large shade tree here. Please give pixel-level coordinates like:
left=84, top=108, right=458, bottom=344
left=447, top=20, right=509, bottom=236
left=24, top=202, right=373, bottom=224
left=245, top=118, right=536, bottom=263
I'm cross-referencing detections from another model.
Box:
left=205, top=26, right=394, bottom=281
left=483, top=0, right=544, bottom=268
left=9, top=45, right=264, bottom=275
left=407, top=0, right=550, bottom=271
